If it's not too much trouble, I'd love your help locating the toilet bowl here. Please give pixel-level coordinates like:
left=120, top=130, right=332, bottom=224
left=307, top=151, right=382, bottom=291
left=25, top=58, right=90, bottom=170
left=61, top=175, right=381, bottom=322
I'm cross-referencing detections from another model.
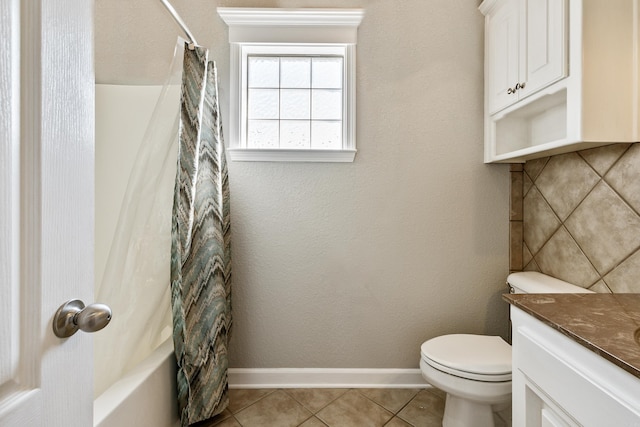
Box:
left=419, top=272, right=593, bottom=427
left=420, top=334, right=511, bottom=427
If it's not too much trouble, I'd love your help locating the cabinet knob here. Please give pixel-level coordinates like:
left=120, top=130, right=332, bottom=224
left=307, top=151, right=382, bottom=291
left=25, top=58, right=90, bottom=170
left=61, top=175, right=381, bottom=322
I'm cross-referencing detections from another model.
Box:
left=507, top=82, right=527, bottom=95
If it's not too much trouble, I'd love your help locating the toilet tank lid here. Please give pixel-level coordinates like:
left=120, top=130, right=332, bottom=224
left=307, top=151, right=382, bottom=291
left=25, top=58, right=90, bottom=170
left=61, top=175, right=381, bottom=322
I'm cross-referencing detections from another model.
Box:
left=507, top=272, right=593, bottom=294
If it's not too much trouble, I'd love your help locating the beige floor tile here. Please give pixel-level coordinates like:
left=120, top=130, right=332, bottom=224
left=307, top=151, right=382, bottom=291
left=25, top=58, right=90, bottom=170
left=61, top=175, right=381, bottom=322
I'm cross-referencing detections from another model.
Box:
left=215, top=408, right=233, bottom=420
left=285, top=388, right=348, bottom=412
left=213, top=417, right=242, bottom=427
left=383, top=417, right=413, bottom=427
left=396, top=390, right=444, bottom=426
left=234, top=390, right=312, bottom=427
left=298, top=416, right=329, bottom=427
left=316, top=389, right=393, bottom=427
left=398, top=410, right=442, bottom=427
left=424, top=386, right=446, bottom=400
left=228, top=388, right=275, bottom=413
left=191, top=409, right=233, bottom=426
left=359, top=388, right=420, bottom=413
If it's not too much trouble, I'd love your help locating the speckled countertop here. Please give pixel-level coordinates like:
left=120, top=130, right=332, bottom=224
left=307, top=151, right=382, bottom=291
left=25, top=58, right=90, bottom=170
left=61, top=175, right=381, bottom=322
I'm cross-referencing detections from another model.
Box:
left=504, top=293, right=640, bottom=380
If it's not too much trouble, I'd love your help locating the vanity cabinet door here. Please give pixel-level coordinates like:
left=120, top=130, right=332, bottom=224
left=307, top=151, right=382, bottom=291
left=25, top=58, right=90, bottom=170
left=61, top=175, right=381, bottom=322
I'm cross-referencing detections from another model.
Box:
left=518, top=380, right=579, bottom=427
left=518, top=0, right=568, bottom=100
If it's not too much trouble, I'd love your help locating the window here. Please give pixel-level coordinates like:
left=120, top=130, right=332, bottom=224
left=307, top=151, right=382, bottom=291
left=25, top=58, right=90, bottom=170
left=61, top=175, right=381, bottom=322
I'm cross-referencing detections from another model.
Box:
left=218, top=8, right=364, bottom=162
left=247, top=55, right=343, bottom=150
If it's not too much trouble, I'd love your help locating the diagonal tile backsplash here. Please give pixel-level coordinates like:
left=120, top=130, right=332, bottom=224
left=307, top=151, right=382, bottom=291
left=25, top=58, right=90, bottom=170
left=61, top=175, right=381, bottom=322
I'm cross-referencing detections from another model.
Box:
left=564, top=181, right=640, bottom=275
left=514, top=143, right=640, bottom=293
left=523, top=186, right=561, bottom=255
left=534, top=153, right=601, bottom=221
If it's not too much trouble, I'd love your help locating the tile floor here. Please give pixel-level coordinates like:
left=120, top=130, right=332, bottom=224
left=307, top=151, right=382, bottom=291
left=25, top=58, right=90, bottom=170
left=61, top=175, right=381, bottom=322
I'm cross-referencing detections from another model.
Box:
left=195, top=387, right=446, bottom=427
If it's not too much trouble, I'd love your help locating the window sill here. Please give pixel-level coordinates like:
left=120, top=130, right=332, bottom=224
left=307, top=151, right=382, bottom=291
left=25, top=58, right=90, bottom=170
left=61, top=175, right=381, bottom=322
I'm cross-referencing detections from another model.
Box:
left=228, top=148, right=356, bottom=163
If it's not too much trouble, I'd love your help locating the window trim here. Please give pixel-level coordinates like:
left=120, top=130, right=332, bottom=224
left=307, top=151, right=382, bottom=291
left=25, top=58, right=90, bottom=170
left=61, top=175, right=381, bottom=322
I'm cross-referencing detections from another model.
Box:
left=218, top=8, right=364, bottom=162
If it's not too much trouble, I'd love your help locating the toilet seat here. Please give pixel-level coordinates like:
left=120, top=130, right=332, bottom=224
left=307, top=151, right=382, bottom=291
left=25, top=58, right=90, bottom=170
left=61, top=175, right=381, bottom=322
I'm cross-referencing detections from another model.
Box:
left=421, top=334, right=512, bottom=382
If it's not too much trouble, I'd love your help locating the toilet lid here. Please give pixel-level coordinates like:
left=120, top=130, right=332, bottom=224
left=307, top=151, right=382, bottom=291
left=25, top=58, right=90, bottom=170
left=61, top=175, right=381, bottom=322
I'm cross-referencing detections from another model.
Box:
left=421, top=334, right=512, bottom=381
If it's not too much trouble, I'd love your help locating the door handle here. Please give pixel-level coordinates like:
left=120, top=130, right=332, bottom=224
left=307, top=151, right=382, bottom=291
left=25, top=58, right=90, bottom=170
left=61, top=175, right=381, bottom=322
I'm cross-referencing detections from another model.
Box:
left=52, top=299, right=112, bottom=338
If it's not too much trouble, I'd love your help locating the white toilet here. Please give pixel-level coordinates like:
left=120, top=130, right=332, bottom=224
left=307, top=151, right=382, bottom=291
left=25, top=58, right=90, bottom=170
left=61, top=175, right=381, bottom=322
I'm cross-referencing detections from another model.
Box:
left=419, top=272, right=593, bottom=427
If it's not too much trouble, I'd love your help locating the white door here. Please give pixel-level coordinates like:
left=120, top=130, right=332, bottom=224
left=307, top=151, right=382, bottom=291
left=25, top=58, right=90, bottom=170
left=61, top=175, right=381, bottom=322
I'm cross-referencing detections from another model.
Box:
left=0, top=1, right=95, bottom=426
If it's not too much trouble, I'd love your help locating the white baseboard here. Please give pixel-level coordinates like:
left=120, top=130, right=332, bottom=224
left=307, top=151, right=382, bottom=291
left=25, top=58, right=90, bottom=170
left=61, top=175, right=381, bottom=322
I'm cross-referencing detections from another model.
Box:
left=228, top=368, right=430, bottom=389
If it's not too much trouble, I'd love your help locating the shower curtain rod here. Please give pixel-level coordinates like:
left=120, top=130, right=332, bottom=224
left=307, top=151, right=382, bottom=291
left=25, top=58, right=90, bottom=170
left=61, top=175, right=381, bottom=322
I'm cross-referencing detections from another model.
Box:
left=159, top=0, right=198, bottom=47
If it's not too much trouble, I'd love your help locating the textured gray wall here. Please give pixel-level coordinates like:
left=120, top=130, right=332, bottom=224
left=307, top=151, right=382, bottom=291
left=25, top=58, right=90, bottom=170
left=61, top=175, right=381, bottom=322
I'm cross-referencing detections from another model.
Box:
left=95, top=0, right=511, bottom=369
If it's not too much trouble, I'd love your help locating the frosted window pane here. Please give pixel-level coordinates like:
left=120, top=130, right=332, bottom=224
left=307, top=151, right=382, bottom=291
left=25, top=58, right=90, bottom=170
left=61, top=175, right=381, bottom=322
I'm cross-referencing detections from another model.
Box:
left=312, top=89, right=342, bottom=120
left=280, top=120, right=311, bottom=149
left=248, top=57, right=279, bottom=88
left=312, top=57, right=343, bottom=88
left=243, top=54, right=350, bottom=154
left=281, top=58, right=311, bottom=88
left=248, top=120, right=279, bottom=148
left=248, top=89, right=279, bottom=119
left=311, top=121, right=342, bottom=149
left=280, top=89, right=310, bottom=120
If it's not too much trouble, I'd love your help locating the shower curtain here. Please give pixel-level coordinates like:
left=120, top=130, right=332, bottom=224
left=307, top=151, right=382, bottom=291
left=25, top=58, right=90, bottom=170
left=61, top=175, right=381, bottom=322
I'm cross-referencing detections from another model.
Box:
left=171, top=43, right=232, bottom=426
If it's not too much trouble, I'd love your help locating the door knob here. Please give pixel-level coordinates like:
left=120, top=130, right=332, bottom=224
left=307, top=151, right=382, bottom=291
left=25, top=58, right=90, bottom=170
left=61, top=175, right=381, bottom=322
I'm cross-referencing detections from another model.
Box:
left=52, top=299, right=112, bottom=338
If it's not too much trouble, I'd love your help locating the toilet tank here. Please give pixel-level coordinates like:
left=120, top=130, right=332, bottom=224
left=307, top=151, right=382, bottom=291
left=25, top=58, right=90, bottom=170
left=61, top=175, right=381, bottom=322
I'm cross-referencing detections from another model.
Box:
left=507, top=272, right=593, bottom=294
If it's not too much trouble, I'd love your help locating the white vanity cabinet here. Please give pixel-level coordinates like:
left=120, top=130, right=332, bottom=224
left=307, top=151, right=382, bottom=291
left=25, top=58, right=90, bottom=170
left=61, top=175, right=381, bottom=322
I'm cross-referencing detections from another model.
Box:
left=511, top=307, right=640, bottom=427
left=480, top=0, right=640, bottom=163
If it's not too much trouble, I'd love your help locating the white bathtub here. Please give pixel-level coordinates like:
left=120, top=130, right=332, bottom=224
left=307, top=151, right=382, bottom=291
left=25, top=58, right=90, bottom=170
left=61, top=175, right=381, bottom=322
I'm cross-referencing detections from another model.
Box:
left=94, top=339, right=180, bottom=427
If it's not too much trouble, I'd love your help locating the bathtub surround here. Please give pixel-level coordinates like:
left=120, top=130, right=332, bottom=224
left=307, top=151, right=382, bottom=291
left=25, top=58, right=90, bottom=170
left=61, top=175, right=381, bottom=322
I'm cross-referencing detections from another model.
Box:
left=94, top=340, right=179, bottom=427
left=94, top=48, right=183, bottom=397
left=171, top=45, right=232, bottom=424
left=512, top=143, right=640, bottom=292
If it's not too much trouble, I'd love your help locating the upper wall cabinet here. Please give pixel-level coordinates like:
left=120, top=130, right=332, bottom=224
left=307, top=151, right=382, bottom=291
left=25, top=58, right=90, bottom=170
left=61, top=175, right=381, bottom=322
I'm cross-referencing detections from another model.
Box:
left=480, top=0, right=640, bottom=163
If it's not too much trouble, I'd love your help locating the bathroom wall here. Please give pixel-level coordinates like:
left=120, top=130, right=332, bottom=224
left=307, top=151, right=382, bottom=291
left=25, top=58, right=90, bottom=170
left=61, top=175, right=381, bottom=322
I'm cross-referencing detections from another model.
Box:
left=512, top=143, right=640, bottom=293
left=95, top=0, right=511, bottom=370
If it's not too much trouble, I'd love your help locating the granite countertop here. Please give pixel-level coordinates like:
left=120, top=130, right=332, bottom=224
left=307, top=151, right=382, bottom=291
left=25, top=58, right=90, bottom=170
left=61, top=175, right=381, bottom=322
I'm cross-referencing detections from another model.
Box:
left=503, top=293, right=640, bottom=380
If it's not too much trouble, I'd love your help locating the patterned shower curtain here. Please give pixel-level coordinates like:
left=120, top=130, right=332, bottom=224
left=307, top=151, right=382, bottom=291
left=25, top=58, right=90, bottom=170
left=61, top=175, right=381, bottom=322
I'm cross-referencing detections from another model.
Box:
left=171, top=43, right=232, bottom=426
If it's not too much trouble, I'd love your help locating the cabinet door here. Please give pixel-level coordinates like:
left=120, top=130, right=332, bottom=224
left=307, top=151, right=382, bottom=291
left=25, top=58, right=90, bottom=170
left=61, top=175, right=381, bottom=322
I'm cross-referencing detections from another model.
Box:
left=519, top=0, right=567, bottom=99
left=519, top=383, right=579, bottom=427
left=486, top=0, right=520, bottom=114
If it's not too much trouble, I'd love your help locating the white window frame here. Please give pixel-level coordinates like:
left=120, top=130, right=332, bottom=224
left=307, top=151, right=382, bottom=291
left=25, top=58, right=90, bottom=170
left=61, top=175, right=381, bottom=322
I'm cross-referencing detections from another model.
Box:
left=218, top=8, right=364, bottom=162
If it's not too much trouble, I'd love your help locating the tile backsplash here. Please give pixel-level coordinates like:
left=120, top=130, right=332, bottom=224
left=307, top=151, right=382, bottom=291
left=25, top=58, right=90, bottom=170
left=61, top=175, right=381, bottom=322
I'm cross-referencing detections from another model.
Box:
left=510, top=143, right=640, bottom=293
